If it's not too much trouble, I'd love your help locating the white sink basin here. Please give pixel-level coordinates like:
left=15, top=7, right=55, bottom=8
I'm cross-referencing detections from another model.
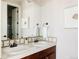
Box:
left=3, top=45, right=27, bottom=52
left=33, top=41, right=49, bottom=47
left=37, top=41, right=48, bottom=44
left=9, top=47, right=38, bottom=55
left=3, top=44, right=38, bottom=55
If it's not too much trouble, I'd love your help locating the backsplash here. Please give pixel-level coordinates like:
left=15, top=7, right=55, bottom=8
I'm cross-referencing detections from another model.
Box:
left=1, top=37, right=57, bottom=48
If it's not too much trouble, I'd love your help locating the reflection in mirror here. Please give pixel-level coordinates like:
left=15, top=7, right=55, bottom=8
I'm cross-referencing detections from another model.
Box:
left=7, top=5, right=19, bottom=40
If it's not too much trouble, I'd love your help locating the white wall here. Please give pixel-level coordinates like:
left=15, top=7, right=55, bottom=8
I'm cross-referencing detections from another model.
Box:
left=1, top=1, right=7, bottom=40
left=21, top=0, right=40, bottom=37
left=40, top=0, right=64, bottom=59
left=40, top=0, right=78, bottom=59
left=64, top=0, right=78, bottom=8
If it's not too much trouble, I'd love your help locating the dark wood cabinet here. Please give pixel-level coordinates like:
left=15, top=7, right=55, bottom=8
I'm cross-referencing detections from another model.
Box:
left=21, top=53, right=40, bottom=59
left=21, top=46, right=56, bottom=59
left=48, top=53, right=56, bottom=59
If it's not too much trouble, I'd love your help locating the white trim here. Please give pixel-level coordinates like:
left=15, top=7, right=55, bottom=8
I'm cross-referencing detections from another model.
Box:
left=0, top=0, right=1, bottom=58
left=7, top=2, right=20, bottom=8
left=64, top=4, right=78, bottom=9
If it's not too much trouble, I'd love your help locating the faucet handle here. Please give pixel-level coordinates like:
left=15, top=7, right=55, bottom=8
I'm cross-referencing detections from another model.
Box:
left=9, top=43, right=13, bottom=48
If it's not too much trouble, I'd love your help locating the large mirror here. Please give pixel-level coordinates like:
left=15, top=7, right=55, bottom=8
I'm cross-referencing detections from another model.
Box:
left=1, top=1, right=19, bottom=40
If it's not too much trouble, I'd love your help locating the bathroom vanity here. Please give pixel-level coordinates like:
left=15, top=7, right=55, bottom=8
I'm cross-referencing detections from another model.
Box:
left=21, top=46, right=56, bottom=59
left=2, top=41, right=56, bottom=59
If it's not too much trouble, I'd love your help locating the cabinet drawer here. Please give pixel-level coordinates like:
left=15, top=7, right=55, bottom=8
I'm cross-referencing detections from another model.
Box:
left=48, top=53, right=56, bottom=59
left=39, top=46, right=56, bottom=58
left=21, top=53, right=40, bottom=59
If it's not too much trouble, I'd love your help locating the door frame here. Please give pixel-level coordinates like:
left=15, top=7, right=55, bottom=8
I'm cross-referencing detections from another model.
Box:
left=7, top=2, right=21, bottom=39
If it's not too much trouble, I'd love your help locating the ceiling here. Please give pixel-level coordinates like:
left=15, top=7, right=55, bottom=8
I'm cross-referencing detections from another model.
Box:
left=2, top=0, right=49, bottom=5
left=33, top=0, right=49, bottom=5
left=19, top=0, right=49, bottom=5
left=2, top=0, right=77, bottom=6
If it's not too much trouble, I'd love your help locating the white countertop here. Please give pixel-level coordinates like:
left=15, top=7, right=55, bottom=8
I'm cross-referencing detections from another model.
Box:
left=2, top=41, right=56, bottom=59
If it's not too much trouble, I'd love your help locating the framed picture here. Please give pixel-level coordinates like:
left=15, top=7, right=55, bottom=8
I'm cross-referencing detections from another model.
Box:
left=64, top=5, right=78, bottom=29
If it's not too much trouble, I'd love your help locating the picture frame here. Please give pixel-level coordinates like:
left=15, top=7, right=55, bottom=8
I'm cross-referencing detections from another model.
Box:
left=64, top=5, right=78, bottom=29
